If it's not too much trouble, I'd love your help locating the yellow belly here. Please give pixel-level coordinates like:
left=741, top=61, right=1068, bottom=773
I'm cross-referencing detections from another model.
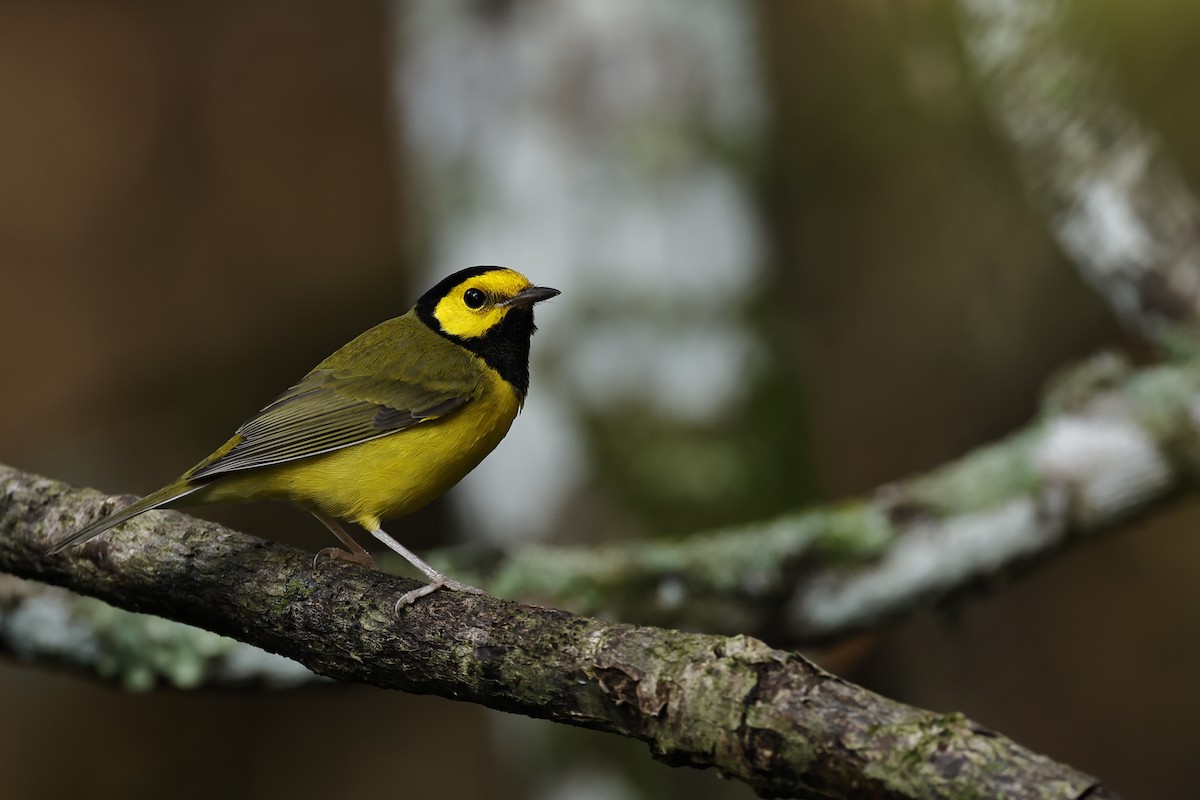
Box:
left=193, top=376, right=522, bottom=529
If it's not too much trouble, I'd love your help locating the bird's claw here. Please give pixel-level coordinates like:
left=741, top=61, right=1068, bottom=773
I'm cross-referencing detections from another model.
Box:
left=394, top=576, right=485, bottom=612
left=313, top=546, right=376, bottom=570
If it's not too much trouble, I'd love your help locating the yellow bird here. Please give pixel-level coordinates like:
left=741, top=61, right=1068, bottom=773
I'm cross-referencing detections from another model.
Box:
left=47, top=266, right=559, bottom=607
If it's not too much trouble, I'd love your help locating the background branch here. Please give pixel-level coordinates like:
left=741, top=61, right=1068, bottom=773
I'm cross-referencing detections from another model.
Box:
left=430, top=351, right=1200, bottom=642
left=961, top=0, right=1200, bottom=350
left=1, top=463, right=1114, bottom=800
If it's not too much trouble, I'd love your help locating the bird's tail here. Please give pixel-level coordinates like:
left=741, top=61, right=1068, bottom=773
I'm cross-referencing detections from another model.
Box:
left=45, top=481, right=204, bottom=555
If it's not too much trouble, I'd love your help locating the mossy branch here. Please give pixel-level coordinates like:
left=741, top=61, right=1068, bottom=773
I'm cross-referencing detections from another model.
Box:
left=430, top=352, right=1200, bottom=642
left=1, top=462, right=1115, bottom=799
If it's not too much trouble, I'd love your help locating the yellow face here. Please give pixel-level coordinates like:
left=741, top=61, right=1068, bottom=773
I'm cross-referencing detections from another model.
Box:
left=432, top=268, right=536, bottom=339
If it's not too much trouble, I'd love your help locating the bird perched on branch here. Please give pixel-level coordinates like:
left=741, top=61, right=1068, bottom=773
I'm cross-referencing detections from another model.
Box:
left=47, top=266, right=559, bottom=608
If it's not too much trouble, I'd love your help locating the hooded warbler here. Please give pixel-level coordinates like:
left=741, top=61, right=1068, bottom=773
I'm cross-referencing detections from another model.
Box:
left=46, top=266, right=559, bottom=607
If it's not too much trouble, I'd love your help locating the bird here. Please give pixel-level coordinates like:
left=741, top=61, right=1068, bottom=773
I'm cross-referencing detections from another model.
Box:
left=46, top=266, right=560, bottom=608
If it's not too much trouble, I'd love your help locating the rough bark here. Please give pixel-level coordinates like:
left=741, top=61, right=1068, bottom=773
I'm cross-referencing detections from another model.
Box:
left=0, top=463, right=1113, bottom=799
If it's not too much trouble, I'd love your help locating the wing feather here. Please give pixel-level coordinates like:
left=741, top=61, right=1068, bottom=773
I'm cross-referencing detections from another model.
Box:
left=185, top=314, right=483, bottom=481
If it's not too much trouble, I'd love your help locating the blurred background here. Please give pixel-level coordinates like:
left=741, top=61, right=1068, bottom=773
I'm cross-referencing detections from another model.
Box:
left=2, top=0, right=1198, bottom=797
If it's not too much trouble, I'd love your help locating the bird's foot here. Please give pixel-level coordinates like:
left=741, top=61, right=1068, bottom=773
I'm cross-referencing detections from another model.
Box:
left=394, top=574, right=485, bottom=611
left=313, top=546, right=376, bottom=570
left=363, top=525, right=486, bottom=611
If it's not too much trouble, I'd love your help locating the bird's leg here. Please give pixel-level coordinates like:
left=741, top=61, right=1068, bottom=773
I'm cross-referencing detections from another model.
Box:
left=366, top=526, right=485, bottom=610
left=312, top=512, right=377, bottom=569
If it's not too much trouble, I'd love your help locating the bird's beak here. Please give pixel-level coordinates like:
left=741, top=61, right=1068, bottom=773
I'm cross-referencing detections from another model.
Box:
left=505, top=285, right=561, bottom=308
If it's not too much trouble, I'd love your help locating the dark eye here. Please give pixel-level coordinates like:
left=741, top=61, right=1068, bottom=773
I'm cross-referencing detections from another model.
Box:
left=463, top=288, right=487, bottom=309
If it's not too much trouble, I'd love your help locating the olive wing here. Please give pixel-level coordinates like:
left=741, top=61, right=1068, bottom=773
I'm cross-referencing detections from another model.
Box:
left=185, top=315, right=483, bottom=480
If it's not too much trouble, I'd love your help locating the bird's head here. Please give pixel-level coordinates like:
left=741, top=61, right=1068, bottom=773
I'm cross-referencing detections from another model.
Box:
left=414, top=267, right=560, bottom=395
left=416, top=266, right=559, bottom=341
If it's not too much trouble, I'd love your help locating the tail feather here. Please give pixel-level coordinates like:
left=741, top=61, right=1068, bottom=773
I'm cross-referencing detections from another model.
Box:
left=45, top=481, right=204, bottom=555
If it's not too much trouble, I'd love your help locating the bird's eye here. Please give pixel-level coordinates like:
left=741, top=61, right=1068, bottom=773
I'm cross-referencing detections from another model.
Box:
left=463, top=288, right=487, bottom=309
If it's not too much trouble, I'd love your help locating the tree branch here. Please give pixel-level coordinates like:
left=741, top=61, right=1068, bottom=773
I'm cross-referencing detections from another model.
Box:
left=960, top=0, right=1200, bottom=351
left=429, top=352, right=1200, bottom=642
left=0, top=574, right=319, bottom=690
left=1, top=463, right=1114, bottom=799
